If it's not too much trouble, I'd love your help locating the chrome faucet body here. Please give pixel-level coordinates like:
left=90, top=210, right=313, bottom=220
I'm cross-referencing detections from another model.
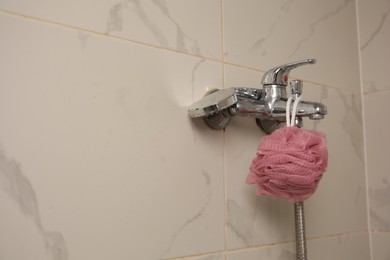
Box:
left=188, top=59, right=327, bottom=133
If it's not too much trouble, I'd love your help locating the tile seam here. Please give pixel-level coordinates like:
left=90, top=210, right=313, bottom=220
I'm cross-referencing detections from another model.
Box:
left=220, top=1, right=229, bottom=260
left=166, top=250, right=224, bottom=260
left=355, top=0, right=374, bottom=259
left=224, top=230, right=369, bottom=256
left=364, top=88, right=390, bottom=96
left=166, top=230, right=369, bottom=259
left=0, top=8, right=222, bottom=63
left=0, top=8, right=362, bottom=94
left=371, top=229, right=390, bottom=234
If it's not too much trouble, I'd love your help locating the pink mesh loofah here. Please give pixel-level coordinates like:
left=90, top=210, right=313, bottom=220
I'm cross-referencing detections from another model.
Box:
left=246, top=97, right=328, bottom=202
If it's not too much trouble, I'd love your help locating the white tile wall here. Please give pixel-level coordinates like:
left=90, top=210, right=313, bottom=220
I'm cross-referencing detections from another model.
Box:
left=357, top=0, right=390, bottom=259
left=0, top=0, right=222, bottom=59
left=358, top=0, right=390, bottom=93
left=0, top=0, right=384, bottom=259
left=223, top=0, right=361, bottom=91
left=372, top=233, right=390, bottom=260
left=364, top=91, right=390, bottom=232
left=0, top=12, right=224, bottom=260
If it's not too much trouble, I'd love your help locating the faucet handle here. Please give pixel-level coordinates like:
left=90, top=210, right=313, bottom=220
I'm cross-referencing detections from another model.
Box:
left=261, top=59, right=316, bottom=86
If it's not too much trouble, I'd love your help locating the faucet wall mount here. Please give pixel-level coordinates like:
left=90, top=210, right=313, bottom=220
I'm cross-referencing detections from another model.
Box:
left=188, top=59, right=327, bottom=133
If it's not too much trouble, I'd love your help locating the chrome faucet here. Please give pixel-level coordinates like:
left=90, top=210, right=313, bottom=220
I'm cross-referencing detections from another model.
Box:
left=188, top=59, right=327, bottom=133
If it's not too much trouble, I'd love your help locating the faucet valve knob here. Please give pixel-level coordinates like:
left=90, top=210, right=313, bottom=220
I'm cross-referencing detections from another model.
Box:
left=261, top=59, right=316, bottom=86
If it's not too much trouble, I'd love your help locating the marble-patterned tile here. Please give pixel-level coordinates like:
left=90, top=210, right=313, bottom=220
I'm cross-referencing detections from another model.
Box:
left=168, top=252, right=225, bottom=260
left=223, top=0, right=360, bottom=91
left=303, top=86, right=367, bottom=237
left=0, top=12, right=224, bottom=259
left=224, top=66, right=293, bottom=248
left=227, top=233, right=370, bottom=260
left=357, top=0, right=390, bottom=93
left=224, top=65, right=367, bottom=249
left=372, top=232, right=390, bottom=260
left=364, top=91, right=390, bottom=231
left=0, top=187, right=57, bottom=260
left=0, top=0, right=222, bottom=59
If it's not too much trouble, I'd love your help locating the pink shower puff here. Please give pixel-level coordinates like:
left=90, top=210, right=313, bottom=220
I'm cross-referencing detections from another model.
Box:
left=246, top=126, right=328, bottom=203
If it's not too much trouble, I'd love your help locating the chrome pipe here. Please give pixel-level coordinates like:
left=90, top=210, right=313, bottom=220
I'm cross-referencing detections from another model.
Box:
left=294, top=202, right=308, bottom=260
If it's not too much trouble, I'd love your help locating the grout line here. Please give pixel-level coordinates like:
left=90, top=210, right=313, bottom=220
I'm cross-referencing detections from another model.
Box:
left=166, top=250, right=225, bottom=260
left=306, top=230, right=368, bottom=242
left=166, top=230, right=369, bottom=259
left=363, top=88, right=390, bottom=96
left=220, top=1, right=229, bottom=259
left=223, top=61, right=267, bottom=73
left=226, top=240, right=295, bottom=255
left=0, top=8, right=362, bottom=95
left=355, top=1, right=374, bottom=260
left=0, top=8, right=222, bottom=63
left=230, top=230, right=368, bottom=252
left=371, top=230, right=390, bottom=234
left=222, top=230, right=369, bottom=255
